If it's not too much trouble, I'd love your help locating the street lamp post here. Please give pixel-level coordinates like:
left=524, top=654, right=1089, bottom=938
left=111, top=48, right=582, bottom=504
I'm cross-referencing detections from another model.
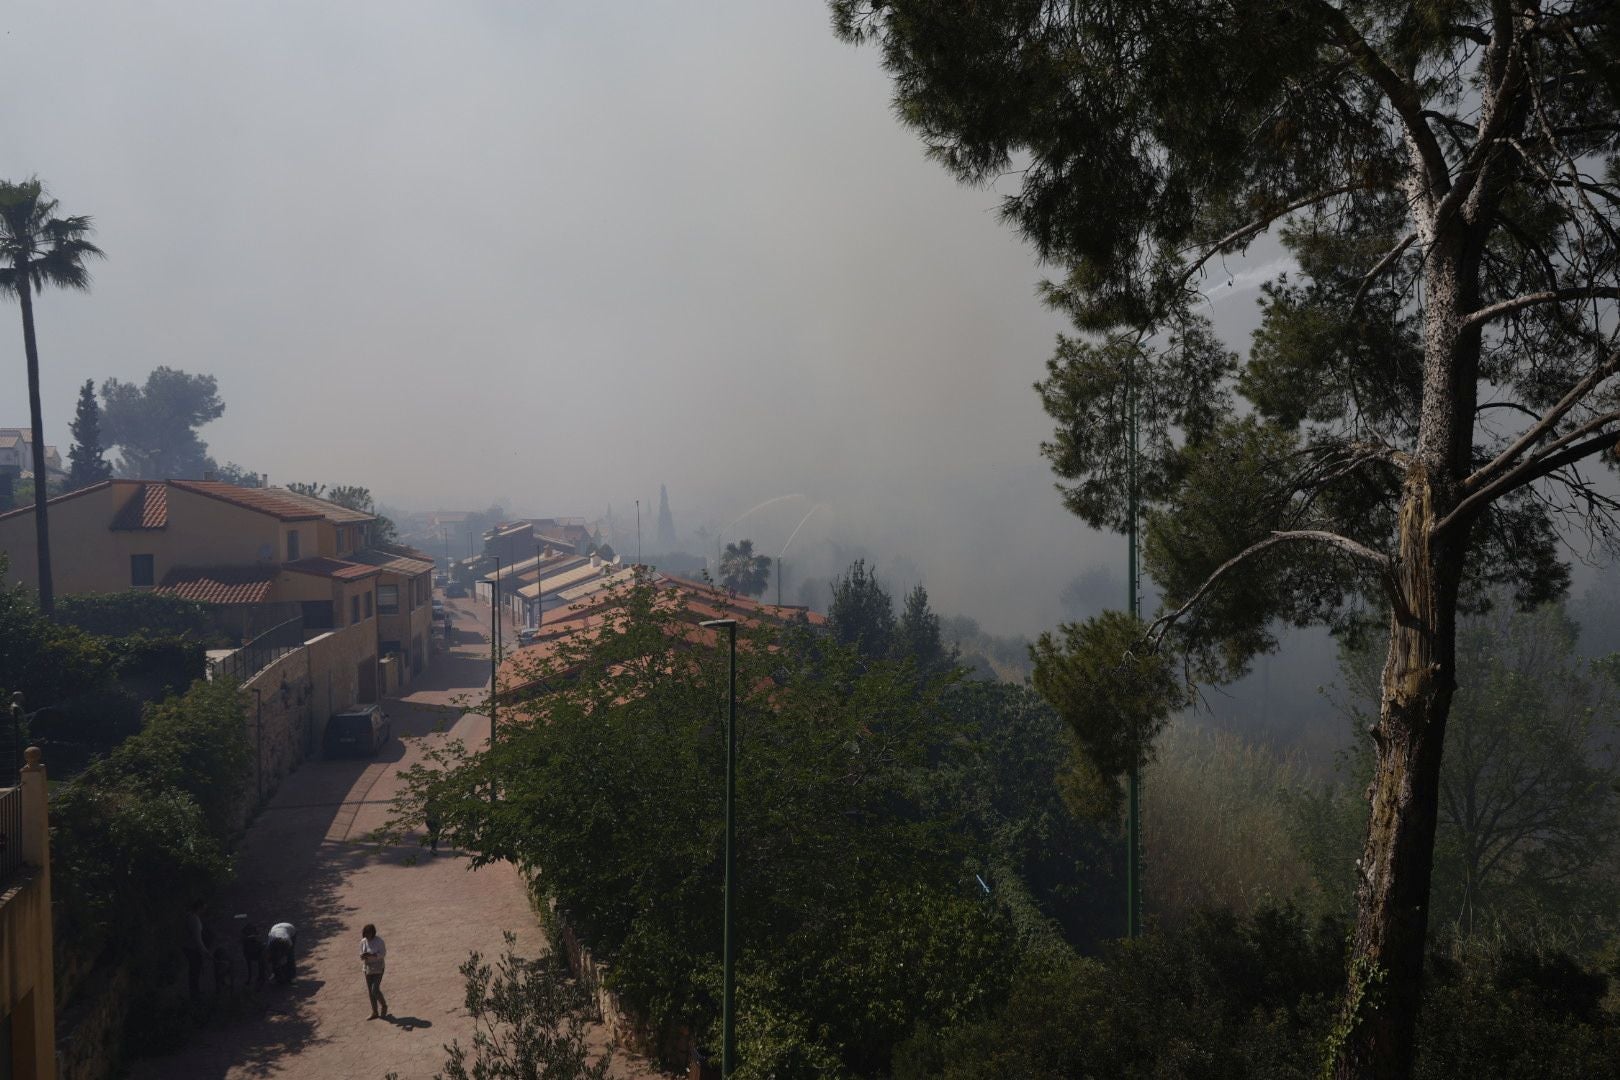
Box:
left=699, top=617, right=738, bottom=1078
left=490, top=557, right=500, bottom=749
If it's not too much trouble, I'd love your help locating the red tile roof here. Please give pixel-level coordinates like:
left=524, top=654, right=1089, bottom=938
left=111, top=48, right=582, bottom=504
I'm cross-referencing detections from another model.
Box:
left=156, top=565, right=278, bottom=605
left=283, top=556, right=381, bottom=581
left=347, top=546, right=435, bottom=576
left=109, top=483, right=169, bottom=530
left=270, top=488, right=375, bottom=524
left=167, top=480, right=328, bottom=522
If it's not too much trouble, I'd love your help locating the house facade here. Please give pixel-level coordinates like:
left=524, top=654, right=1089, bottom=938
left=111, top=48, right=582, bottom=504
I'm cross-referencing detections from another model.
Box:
left=0, top=429, right=63, bottom=480
left=0, top=479, right=437, bottom=690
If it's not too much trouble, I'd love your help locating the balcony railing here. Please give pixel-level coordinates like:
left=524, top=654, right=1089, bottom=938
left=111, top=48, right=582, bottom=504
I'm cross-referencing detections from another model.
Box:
left=0, top=785, right=22, bottom=890
left=208, top=616, right=306, bottom=684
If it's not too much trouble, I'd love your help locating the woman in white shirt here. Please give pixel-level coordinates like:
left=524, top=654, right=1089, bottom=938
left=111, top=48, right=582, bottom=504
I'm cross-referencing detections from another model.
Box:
left=360, top=923, right=389, bottom=1019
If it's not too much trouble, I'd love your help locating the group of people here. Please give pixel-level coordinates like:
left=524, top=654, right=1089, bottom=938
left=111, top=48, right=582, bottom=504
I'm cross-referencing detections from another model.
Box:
left=184, top=902, right=390, bottom=1019
left=184, top=903, right=299, bottom=998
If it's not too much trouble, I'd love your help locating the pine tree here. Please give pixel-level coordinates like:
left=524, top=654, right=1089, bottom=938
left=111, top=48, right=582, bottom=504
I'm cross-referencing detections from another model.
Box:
left=66, top=379, right=111, bottom=490
left=837, top=6, right=1620, bottom=1075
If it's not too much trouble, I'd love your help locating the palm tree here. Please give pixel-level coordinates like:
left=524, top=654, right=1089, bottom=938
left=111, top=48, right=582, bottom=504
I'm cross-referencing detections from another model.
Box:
left=0, top=178, right=103, bottom=617
left=719, top=539, right=772, bottom=598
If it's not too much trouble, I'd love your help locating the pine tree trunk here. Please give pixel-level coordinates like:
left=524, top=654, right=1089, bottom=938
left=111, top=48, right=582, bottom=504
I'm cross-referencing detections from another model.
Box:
left=1333, top=470, right=1458, bottom=1078
left=18, top=271, right=55, bottom=617
left=1334, top=227, right=1475, bottom=1078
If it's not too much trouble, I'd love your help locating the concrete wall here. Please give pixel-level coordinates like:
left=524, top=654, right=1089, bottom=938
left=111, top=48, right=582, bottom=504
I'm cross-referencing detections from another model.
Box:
left=241, top=651, right=317, bottom=808
left=236, top=616, right=378, bottom=804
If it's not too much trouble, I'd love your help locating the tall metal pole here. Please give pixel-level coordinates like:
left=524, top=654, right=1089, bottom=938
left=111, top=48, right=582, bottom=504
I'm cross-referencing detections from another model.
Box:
left=490, top=557, right=500, bottom=749
left=776, top=557, right=781, bottom=607
left=636, top=499, right=642, bottom=566
left=1126, top=358, right=1142, bottom=939
left=701, top=618, right=739, bottom=1078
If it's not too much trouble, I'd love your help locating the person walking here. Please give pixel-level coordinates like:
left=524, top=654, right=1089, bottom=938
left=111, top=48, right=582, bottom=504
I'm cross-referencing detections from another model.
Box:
left=361, top=923, right=389, bottom=1019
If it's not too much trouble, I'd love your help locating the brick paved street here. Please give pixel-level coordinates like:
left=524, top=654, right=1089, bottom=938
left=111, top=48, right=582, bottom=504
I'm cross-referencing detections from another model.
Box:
left=130, top=598, right=664, bottom=1080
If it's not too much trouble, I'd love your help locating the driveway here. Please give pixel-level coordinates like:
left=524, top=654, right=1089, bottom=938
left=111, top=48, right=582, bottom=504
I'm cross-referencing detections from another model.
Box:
left=129, top=598, right=663, bottom=1080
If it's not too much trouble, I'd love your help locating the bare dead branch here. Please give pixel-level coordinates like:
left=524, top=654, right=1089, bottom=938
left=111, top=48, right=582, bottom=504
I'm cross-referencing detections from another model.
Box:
left=1145, top=530, right=1393, bottom=648
left=1460, top=287, right=1620, bottom=331
left=1350, top=233, right=1417, bottom=314
left=1464, top=346, right=1620, bottom=493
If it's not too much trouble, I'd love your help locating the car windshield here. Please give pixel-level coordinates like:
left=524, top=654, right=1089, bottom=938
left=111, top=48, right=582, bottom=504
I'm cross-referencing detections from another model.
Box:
left=330, top=714, right=371, bottom=737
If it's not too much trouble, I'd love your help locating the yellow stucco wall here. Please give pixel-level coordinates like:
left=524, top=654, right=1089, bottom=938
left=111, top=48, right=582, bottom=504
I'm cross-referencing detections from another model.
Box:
left=0, top=483, right=287, bottom=595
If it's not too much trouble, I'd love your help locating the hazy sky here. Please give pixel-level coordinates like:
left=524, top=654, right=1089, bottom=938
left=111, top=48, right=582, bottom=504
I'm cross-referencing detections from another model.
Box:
left=1, top=1, right=1276, bottom=634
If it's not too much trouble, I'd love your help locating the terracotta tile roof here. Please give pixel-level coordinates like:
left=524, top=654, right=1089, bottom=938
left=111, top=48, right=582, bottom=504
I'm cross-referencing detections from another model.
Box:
left=156, top=565, right=278, bottom=605
left=269, top=488, right=376, bottom=524
left=109, top=483, right=169, bottom=530
left=283, top=556, right=380, bottom=581
left=346, top=546, right=435, bottom=576
left=168, top=480, right=328, bottom=522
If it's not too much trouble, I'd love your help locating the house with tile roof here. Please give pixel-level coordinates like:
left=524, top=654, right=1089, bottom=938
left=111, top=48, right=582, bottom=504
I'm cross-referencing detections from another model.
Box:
left=0, top=478, right=439, bottom=687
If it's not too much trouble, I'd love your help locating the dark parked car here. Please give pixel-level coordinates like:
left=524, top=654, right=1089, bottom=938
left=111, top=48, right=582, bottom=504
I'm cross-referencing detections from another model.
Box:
left=445, top=581, right=467, bottom=598
left=324, top=704, right=391, bottom=758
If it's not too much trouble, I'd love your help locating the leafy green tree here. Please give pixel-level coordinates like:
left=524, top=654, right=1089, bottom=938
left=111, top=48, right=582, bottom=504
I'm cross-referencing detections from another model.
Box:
left=67, top=378, right=112, bottom=490
left=835, top=5, right=1620, bottom=1073
left=389, top=582, right=1019, bottom=1077
left=719, top=538, right=771, bottom=596
left=0, top=553, right=112, bottom=712
left=424, top=932, right=611, bottom=1080
left=286, top=481, right=399, bottom=543
left=100, top=367, right=224, bottom=480
left=827, top=559, right=896, bottom=660
left=0, top=178, right=102, bottom=616
left=213, top=461, right=261, bottom=487
left=285, top=481, right=324, bottom=498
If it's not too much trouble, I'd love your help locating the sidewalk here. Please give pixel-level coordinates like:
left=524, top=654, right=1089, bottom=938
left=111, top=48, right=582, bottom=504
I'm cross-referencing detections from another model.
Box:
left=128, top=598, right=664, bottom=1079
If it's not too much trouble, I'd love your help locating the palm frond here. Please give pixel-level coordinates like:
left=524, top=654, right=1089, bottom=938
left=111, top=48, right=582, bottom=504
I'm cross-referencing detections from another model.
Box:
left=0, top=177, right=102, bottom=293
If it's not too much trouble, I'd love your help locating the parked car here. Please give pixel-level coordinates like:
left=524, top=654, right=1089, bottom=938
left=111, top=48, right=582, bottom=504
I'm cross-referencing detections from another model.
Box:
left=517, top=627, right=539, bottom=646
left=445, top=581, right=467, bottom=598
left=431, top=598, right=445, bottom=617
left=324, top=704, right=391, bottom=758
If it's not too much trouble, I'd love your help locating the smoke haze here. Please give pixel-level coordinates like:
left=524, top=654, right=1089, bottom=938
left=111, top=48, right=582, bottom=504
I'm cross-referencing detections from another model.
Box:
left=3, top=2, right=1283, bottom=638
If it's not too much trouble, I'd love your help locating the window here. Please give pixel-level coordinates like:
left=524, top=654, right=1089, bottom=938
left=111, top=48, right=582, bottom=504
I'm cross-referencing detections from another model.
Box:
left=365, top=591, right=373, bottom=618
left=287, top=529, right=301, bottom=561
left=338, top=526, right=348, bottom=551
left=130, top=554, right=154, bottom=587
left=351, top=595, right=361, bottom=624
left=377, top=584, right=400, bottom=615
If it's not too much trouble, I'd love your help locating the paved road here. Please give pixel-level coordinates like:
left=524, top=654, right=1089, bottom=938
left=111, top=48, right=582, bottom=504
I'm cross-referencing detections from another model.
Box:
left=131, top=598, right=662, bottom=1080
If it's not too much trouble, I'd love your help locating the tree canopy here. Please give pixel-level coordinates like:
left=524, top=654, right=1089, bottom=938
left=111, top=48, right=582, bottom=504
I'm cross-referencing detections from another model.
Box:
left=835, top=3, right=1620, bottom=1075
left=100, top=366, right=225, bottom=480
left=719, top=538, right=772, bottom=596
left=67, top=378, right=112, bottom=490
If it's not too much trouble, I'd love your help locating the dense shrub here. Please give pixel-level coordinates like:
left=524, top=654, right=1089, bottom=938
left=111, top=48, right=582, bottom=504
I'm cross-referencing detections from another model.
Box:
left=0, top=559, right=111, bottom=711
left=52, top=678, right=251, bottom=1001
left=895, top=906, right=1620, bottom=1080
left=56, top=591, right=221, bottom=640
